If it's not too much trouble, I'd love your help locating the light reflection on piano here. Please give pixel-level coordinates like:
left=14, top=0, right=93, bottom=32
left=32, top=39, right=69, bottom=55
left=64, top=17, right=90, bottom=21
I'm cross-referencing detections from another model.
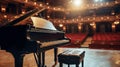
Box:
left=0, top=8, right=70, bottom=67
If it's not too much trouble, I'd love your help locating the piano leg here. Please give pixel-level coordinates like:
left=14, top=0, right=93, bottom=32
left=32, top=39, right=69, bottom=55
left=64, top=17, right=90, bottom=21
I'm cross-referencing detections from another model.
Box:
left=34, top=52, right=42, bottom=67
left=41, top=48, right=58, bottom=67
left=38, top=52, right=42, bottom=67
left=42, top=51, right=46, bottom=67
left=54, top=48, right=58, bottom=65
left=34, top=52, right=46, bottom=67
left=12, top=52, right=25, bottom=67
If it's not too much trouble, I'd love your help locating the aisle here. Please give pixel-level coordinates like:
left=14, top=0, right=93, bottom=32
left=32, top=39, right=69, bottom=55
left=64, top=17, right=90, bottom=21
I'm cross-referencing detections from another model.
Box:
left=81, top=37, right=92, bottom=48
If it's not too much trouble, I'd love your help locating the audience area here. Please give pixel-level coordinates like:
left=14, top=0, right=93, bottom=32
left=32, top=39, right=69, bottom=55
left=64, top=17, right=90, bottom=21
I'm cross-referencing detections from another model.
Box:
left=89, top=33, right=120, bottom=50
left=62, top=33, right=88, bottom=48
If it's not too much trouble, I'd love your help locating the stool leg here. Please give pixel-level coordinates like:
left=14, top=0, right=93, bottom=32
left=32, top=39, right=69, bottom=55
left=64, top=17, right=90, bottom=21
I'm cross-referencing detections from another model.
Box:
left=68, top=64, right=70, bottom=67
left=59, top=63, right=63, bottom=67
left=76, top=64, right=79, bottom=67
left=82, top=60, right=84, bottom=67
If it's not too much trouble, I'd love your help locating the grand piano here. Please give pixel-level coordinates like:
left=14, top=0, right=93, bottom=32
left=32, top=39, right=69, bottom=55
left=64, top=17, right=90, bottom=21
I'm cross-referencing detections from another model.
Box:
left=0, top=8, right=70, bottom=67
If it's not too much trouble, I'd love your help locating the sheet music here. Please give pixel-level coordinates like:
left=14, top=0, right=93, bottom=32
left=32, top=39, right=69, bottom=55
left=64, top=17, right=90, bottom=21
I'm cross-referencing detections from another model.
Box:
left=31, top=17, right=57, bottom=30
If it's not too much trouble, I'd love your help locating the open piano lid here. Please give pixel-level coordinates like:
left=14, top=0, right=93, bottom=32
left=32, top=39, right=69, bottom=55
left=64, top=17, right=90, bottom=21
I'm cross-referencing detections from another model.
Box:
left=31, top=17, right=57, bottom=30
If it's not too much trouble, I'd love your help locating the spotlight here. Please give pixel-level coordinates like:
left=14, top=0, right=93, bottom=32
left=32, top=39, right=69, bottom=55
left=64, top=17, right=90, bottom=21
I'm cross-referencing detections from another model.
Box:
left=72, top=0, right=82, bottom=6
left=95, top=0, right=103, bottom=2
left=95, top=0, right=99, bottom=2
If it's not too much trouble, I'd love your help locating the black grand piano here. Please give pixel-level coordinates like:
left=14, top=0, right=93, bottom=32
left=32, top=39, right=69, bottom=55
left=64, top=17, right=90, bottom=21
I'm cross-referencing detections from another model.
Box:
left=0, top=8, right=70, bottom=67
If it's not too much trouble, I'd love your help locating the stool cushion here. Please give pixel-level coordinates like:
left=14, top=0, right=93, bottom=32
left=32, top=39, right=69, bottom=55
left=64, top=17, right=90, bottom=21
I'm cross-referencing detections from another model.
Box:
left=58, top=50, right=85, bottom=64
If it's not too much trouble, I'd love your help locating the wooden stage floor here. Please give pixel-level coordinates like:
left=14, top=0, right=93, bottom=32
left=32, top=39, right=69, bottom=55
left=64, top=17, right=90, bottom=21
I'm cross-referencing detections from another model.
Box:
left=0, top=48, right=120, bottom=67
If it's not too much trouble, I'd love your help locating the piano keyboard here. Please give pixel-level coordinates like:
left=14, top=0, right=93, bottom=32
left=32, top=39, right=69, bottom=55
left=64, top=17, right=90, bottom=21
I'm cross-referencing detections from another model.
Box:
left=37, top=39, right=70, bottom=48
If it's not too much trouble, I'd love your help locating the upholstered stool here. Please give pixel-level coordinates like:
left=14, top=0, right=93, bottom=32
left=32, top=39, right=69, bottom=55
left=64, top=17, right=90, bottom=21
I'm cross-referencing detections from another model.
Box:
left=58, top=50, right=85, bottom=67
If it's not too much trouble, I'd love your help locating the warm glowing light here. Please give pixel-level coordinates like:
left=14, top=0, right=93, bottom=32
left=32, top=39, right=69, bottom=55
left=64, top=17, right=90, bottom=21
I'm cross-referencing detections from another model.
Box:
left=101, top=17, right=103, bottom=20
left=116, top=16, right=119, bottom=18
left=63, top=26, right=66, bottom=31
left=72, top=0, right=82, bottom=6
left=58, top=8, right=61, bottom=10
left=78, top=26, right=81, bottom=30
left=90, top=22, right=95, bottom=26
left=47, top=16, right=50, bottom=18
left=1, top=7, right=6, bottom=12
left=93, top=17, right=95, bottom=20
left=106, top=2, right=109, bottom=5
left=25, top=0, right=28, bottom=2
left=46, top=3, right=49, bottom=5
left=39, top=4, right=43, bottom=7
left=112, top=24, right=115, bottom=28
left=14, top=16, right=18, bottom=18
left=4, top=15, right=7, bottom=18
left=107, top=17, right=110, bottom=19
left=115, top=60, right=120, bottom=64
left=47, top=6, right=50, bottom=9
left=53, top=8, right=56, bottom=10
left=93, top=25, right=96, bottom=29
left=88, top=18, right=90, bottom=20
left=34, top=2, right=36, bottom=5
left=22, top=11, right=25, bottom=14
left=59, top=24, right=63, bottom=27
left=115, top=1, right=118, bottom=4
left=114, top=21, right=119, bottom=25
left=111, top=11, right=115, bottom=15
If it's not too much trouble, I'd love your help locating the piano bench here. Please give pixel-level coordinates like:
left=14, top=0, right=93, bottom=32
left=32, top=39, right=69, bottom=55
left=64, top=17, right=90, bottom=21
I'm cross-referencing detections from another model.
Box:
left=58, top=50, right=85, bottom=67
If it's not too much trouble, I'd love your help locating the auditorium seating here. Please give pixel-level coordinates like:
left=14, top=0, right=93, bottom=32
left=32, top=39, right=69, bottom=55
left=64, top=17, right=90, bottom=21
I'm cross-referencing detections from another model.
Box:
left=89, top=33, right=120, bottom=50
left=62, top=33, right=88, bottom=48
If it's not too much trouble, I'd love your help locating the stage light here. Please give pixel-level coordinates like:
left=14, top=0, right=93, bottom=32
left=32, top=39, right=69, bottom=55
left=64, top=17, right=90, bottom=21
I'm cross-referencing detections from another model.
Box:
left=95, top=0, right=99, bottom=2
left=72, top=0, right=82, bottom=6
left=95, top=0, right=103, bottom=2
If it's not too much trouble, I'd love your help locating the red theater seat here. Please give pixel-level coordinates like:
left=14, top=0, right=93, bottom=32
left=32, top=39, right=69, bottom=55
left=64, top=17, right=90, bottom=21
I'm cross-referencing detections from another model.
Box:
left=63, top=33, right=88, bottom=48
left=90, top=33, right=120, bottom=50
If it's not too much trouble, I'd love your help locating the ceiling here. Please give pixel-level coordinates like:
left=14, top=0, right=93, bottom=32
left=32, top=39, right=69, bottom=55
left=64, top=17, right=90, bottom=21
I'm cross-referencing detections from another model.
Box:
left=0, top=0, right=120, bottom=23
left=47, top=0, right=120, bottom=18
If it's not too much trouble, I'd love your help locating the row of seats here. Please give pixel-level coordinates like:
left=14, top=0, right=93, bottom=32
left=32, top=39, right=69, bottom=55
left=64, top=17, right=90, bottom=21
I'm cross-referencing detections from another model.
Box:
left=62, top=33, right=88, bottom=48
left=92, top=33, right=120, bottom=41
left=90, top=33, right=120, bottom=50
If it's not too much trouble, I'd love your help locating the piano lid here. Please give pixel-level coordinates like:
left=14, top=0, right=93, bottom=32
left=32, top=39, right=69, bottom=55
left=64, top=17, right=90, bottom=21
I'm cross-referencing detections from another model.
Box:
left=31, top=17, right=57, bottom=30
